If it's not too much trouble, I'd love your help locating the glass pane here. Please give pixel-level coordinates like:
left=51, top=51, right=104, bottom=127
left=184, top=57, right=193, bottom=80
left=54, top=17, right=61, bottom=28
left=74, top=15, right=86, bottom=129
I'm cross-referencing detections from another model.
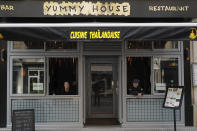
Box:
left=12, top=58, right=44, bottom=94
left=91, top=64, right=113, bottom=114
left=46, top=41, right=77, bottom=50
left=13, top=41, right=44, bottom=50
left=154, top=41, right=178, bottom=49
left=128, top=41, right=152, bottom=49
left=49, top=57, right=78, bottom=95
left=153, top=58, right=179, bottom=93
left=127, top=57, right=151, bottom=95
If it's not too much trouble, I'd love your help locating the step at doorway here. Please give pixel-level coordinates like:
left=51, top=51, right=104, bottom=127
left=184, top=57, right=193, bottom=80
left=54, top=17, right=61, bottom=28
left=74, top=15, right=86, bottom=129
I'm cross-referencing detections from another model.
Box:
left=85, top=118, right=120, bottom=126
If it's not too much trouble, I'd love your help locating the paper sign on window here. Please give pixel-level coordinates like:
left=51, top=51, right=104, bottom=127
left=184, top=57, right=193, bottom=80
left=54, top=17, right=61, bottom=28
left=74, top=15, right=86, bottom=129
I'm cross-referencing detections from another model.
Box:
left=33, top=83, right=43, bottom=91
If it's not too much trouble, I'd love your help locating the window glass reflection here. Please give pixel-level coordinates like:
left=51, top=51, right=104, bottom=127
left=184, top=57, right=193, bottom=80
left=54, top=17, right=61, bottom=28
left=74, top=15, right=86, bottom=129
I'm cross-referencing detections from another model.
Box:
left=12, top=58, right=44, bottom=94
left=154, top=58, right=179, bottom=93
left=13, top=41, right=44, bottom=50
left=128, top=41, right=152, bottom=49
left=154, top=41, right=178, bottom=49
left=46, top=41, right=77, bottom=50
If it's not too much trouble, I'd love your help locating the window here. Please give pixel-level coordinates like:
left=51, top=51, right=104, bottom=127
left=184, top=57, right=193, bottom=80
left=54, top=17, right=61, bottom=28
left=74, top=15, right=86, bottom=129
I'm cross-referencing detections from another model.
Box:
left=48, top=57, right=78, bottom=95
left=12, top=58, right=44, bottom=94
left=127, top=57, right=151, bottom=95
left=153, top=57, right=179, bottom=94
left=46, top=41, right=77, bottom=50
left=127, top=41, right=152, bottom=49
left=13, top=41, right=44, bottom=50
left=153, top=41, right=178, bottom=49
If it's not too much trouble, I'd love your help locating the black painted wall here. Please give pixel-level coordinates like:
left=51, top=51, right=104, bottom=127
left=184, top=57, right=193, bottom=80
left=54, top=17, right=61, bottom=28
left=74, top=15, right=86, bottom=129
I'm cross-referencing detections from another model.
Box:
left=184, top=41, right=193, bottom=126
left=0, top=41, right=7, bottom=128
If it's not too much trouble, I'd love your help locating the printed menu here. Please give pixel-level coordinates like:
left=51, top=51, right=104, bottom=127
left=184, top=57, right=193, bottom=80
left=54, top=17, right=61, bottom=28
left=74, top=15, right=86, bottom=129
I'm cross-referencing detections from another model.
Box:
left=164, top=87, right=183, bottom=108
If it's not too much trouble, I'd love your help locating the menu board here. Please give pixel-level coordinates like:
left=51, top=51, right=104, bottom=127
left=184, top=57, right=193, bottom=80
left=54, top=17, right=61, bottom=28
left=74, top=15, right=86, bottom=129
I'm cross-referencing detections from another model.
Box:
left=12, top=109, right=35, bottom=131
left=163, top=86, right=184, bottom=109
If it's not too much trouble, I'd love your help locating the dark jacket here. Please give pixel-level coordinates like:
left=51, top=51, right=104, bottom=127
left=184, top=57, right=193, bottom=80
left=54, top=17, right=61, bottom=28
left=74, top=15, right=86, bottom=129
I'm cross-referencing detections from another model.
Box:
left=128, top=86, right=143, bottom=95
left=63, top=89, right=76, bottom=95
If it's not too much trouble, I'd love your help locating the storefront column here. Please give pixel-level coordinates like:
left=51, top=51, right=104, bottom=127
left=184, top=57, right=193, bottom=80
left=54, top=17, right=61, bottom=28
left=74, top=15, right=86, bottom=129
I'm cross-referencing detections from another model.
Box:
left=191, top=41, right=197, bottom=127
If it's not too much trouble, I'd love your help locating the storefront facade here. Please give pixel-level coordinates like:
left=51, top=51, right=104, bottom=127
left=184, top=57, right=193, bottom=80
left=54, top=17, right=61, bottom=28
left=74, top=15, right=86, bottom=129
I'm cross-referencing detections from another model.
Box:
left=0, top=39, right=187, bottom=129
left=0, top=0, right=197, bottom=130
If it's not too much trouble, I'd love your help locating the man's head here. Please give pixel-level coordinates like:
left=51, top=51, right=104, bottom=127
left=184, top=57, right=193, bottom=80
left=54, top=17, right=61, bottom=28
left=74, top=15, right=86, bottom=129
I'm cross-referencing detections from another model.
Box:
left=64, top=81, right=70, bottom=92
left=132, top=79, right=140, bottom=88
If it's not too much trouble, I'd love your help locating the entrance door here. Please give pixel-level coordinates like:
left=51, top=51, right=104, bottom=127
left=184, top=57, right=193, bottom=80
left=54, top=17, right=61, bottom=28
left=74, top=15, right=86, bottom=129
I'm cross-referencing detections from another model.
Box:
left=86, top=57, right=118, bottom=118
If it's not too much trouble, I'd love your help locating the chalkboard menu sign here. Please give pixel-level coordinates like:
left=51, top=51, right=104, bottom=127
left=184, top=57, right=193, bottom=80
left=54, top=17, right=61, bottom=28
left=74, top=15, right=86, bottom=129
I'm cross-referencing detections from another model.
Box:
left=12, top=109, right=35, bottom=131
left=163, top=86, right=184, bottom=109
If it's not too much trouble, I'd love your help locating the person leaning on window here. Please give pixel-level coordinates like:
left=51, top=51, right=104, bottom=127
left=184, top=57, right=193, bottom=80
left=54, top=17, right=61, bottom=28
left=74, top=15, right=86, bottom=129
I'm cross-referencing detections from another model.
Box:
left=127, top=79, right=143, bottom=97
left=64, top=81, right=75, bottom=95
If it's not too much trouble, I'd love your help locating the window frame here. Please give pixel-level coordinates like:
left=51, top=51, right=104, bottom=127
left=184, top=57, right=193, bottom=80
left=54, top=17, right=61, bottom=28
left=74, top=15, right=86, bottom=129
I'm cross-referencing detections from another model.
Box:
left=10, top=56, right=46, bottom=97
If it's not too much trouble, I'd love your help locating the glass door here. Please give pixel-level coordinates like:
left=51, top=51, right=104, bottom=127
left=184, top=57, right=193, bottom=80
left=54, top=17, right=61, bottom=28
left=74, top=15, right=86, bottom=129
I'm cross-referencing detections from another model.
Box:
left=86, top=57, right=118, bottom=118
left=91, top=64, right=113, bottom=115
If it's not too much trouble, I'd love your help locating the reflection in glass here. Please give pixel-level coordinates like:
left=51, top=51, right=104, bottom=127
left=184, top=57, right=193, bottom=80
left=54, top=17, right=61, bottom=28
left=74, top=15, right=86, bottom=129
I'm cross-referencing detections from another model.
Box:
left=46, top=41, right=77, bottom=50
left=49, top=58, right=78, bottom=95
left=13, top=41, right=44, bottom=50
left=154, top=58, right=179, bottom=93
left=128, top=41, right=152, bottom=49
left=90, top=64, right=113, bottom=114
left=12, top=58, right=44, bottom=94
left=154, top=41, right=178, bottom=49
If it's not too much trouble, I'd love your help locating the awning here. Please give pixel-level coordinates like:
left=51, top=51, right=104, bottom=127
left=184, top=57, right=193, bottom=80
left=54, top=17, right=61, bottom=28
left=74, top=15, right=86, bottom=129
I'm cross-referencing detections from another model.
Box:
left=0, top=23, right=197, bottom=41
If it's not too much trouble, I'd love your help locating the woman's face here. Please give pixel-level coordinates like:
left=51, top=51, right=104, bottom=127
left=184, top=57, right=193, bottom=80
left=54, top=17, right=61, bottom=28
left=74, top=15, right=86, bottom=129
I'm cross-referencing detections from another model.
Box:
left=133, top=82, right=139, bottom=88
left=64, top=82, right=70, bottom=92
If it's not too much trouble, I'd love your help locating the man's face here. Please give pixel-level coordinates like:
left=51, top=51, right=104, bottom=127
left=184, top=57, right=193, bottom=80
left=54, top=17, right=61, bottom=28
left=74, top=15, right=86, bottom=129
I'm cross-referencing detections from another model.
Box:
left=64, top=82, right=70, bottom=92
left=133, top=82, right=139, bottom=88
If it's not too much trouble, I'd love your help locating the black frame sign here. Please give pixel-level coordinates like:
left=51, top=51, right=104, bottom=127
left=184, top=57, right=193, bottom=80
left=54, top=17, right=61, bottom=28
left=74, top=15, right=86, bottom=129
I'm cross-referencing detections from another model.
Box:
left=163, top=86, right=184, bottom=109
left=12, top=109, right=35, bottom=131
left=0, top=0, right=197, bottom=18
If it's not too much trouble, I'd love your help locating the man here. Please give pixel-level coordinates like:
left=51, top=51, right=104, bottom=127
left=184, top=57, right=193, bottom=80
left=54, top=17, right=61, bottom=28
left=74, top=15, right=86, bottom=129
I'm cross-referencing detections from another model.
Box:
left=128, top=79, right=143, bottom=97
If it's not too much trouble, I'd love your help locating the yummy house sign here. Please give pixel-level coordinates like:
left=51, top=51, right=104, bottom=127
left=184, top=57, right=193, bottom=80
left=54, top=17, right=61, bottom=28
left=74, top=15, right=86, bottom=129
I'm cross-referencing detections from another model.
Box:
left=0, top=0, right=197, bottom=17
left=44, top=1, right=130, bottom=16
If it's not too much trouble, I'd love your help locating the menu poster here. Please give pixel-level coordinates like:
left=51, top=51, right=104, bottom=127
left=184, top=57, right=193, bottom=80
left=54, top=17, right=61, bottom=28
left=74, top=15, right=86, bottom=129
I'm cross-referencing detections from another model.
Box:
left=163, top=86, right=184, bottom=109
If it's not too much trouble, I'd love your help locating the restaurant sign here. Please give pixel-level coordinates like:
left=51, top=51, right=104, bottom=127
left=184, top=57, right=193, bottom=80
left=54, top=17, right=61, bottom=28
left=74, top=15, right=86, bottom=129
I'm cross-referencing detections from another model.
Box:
left=0, top=0, right=197, bottom=17
left=1, top=27, right=197, bottom=41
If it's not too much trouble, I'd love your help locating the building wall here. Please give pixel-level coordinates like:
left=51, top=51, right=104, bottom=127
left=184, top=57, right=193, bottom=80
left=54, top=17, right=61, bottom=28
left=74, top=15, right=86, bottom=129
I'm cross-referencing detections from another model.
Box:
left=0, top=41, right=7, bottom=127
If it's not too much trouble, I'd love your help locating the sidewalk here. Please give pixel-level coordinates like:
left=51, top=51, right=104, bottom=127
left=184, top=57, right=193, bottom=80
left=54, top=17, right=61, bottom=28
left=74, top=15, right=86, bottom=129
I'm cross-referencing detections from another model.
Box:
left=1, top=127, right=197, bottom=131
